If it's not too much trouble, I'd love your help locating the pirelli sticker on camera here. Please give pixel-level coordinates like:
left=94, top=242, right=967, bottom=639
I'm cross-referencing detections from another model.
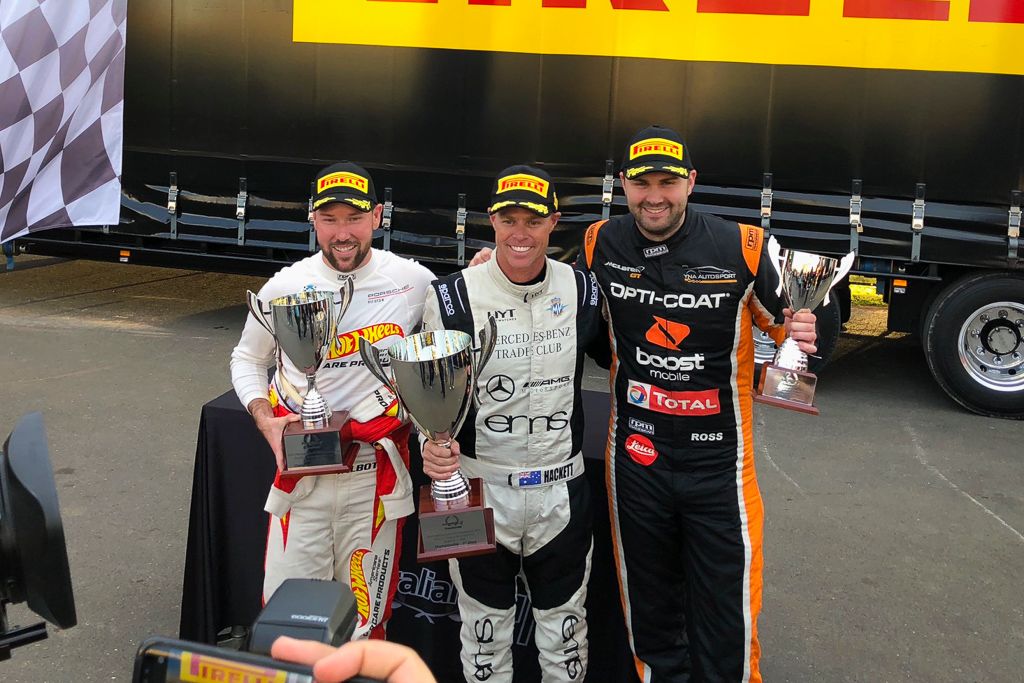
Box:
left=295, top=0, right=1024, bottom=76
left=317, top=171, right=369, bottom=195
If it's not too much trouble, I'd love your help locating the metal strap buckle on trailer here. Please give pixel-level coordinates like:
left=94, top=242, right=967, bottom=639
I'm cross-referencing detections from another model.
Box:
left=236, top=178, right=248, bottom=245
left=456, top=193, right=467, bottom=266
left=911, top=183, right=925, bottom=263
left=307, top=182, right=316, bottom=252
left=601, top=159, right=614, bottom=221
left=760, top=173, right=773, bottom=234
left=1009, top=190, right=1021, bottom=265
left=382, top=187, right=394, bottom=252
left=849, top=179, right=863, bottom=254
left=167, top=172, right=179, bottom=239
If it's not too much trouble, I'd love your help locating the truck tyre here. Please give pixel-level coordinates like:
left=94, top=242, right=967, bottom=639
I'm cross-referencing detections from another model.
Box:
left=753, top=295, right=842, bottom=373
left=923, top=272, right=1024, bottom=419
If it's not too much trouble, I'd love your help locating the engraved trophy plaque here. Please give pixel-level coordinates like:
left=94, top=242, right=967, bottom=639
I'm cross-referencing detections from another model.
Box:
left=754, top=238, right=855, bottom=415
left=360, top=318, right=498, bottom=561
left=246, top=280, right=355, bottom=475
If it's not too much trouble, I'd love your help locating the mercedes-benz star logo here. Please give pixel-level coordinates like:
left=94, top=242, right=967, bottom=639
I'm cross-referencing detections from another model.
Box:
left=485, top=374, right=515, bottom=402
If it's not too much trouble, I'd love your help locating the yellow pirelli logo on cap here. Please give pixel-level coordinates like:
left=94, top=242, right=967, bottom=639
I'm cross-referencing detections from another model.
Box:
left=317, top=172, right=368, bottom=194
left=496, top=174, right=549, bottom=197
left=630, top=138, right=683, bottom=161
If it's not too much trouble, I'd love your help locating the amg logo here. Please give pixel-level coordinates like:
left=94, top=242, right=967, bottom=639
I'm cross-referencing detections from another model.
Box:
left=524, top=376, right=570, bottom=389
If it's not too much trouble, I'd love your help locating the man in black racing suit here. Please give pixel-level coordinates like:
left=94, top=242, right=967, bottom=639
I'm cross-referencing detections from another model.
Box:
left=578, top=126, right=818, bottom=683
left=422, top=165, right=608, bottom=683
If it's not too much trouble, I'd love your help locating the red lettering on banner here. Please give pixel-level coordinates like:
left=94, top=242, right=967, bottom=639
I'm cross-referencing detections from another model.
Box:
left=843, top=0, right=950, bottom=20
left=544, top=0, right=588, bottom=6
left=469, top=0, right=511, bottom=4
left=609, top=0, right=669, bottom=11
left=969, top=0, right=1024, bottom=22
left=696, top=0, right=810, bottom=15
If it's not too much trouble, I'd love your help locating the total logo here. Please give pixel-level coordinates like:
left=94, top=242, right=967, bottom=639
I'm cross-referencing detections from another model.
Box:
left=626, top=380, right=721, bottom=416
left=624, top=434, right=658, bottom=466
left=609, top=282, right=728, bottom=309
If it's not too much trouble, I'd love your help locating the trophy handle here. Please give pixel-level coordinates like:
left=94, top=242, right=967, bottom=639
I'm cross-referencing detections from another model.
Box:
left=246, top=290, right=274, bottom=335
left=358, top=339, right=397, bottom=395
left=335, top=277, right=354, bottom=323
left=470, top=315, right=498, bottom=409
left=824, top=251, right=858, bottom=307
left=766, top=236, right=785, bottom=297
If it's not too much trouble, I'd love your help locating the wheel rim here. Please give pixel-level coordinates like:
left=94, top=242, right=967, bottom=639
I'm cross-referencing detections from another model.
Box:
left=754, top=329, right=777, bottom=365
left=957, top=301, right=1024, bottom=392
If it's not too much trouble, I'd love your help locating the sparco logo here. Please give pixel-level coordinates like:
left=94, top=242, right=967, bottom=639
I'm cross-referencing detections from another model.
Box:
left=609, top=282, right=727, bottom=309
left=438, top=283, right=455, bottom=315
left=485, top=411, right=569, bottom=434
left=627, top=380, right=721, bottom=416
left=625, top=434, right=659, bottom=466
left=643, top=245, right=669, bottom=258
left=628, top=417, right=655, bottom=435
left=636, top=347, right=705, bottom=371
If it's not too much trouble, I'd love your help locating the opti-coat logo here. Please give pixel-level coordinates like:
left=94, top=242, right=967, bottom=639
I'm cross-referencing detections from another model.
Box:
left=624, top=434, right=659, bottom=466
left=317, top=171, right=368, bottom=194
left=328, top=323, right=404, bottom=359
left=610, top=282, right=728, bottom=309
left=295, top=1, right=1024, bottom=76
left=645, top=316, right=690, bottom=350
left=496, top=173, right=550, bottom=197
left=350, top=549, right=371, bottom=626
left=629, top=138, right=683, bottom=160
left=178, top=652, right=287, bottom=683
left=627, top=380, right=721, bottom=416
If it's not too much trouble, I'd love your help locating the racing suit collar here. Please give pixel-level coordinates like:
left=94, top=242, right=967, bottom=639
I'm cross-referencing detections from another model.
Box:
left=485, top=254, right=551, bottom=302
left=315, top=246, right=380, bottom=285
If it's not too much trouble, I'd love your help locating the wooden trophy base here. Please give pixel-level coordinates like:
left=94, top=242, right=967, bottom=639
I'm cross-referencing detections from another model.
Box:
left=416, top=478, right=497, bottom=563
left=754, top=363, right=820, bottom=416
left=280, top=411, right=354, bottom=477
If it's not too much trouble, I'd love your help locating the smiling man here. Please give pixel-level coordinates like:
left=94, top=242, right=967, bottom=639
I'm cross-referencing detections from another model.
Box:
left=579, top=126, right=819, bottom=682
left=230, top=161, right=434, bottom=639
left=421, top=165, right=608, bottom=683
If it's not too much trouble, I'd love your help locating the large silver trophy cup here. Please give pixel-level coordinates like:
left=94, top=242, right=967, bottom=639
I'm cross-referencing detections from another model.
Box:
left=754, top=238, right=855, bottom=415
left=360, top=318, right=498, bottom=562
left=247, top=279, right=354, bottom=475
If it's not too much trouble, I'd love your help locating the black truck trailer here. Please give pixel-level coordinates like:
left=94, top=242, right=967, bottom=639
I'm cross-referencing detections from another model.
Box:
left=13, top=0, right=1024, bottom=418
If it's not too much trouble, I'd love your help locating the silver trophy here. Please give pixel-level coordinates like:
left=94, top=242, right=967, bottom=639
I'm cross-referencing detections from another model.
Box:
left=754, top=238, right=855, bottom=415
left=360, top=317, right=498, bottom=561
left=246, top=279, right=354, bottom=473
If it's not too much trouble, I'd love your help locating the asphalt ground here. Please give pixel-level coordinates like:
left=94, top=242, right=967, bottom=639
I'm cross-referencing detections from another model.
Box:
left=1, top=255, right=1022, bottom=682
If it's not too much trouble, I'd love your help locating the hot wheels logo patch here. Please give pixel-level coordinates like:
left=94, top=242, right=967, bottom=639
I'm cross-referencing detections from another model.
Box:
left=329, top=323, right=404, bottom=359
left=350, top=549, right=371, bottom=626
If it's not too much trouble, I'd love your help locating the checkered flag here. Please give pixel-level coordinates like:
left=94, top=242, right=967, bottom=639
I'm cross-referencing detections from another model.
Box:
left=0, top=0, right=127, bottom=244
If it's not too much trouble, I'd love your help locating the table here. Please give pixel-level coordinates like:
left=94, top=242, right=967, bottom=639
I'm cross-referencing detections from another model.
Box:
left=179, top=389, right=635, bottom=682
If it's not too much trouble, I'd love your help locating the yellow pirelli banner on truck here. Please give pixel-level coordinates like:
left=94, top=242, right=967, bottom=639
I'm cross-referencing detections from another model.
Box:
left=294, top=0, right=1024, bottom=75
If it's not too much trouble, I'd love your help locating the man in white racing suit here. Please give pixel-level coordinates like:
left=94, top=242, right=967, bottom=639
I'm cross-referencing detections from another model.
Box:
left=230, top=161, right=434, bottom=639
left=421, top=165, right=608, bottom=682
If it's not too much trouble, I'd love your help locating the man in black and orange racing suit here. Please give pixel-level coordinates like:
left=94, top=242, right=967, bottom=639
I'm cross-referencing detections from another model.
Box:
left=578, top=126, right=818, bottom=683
